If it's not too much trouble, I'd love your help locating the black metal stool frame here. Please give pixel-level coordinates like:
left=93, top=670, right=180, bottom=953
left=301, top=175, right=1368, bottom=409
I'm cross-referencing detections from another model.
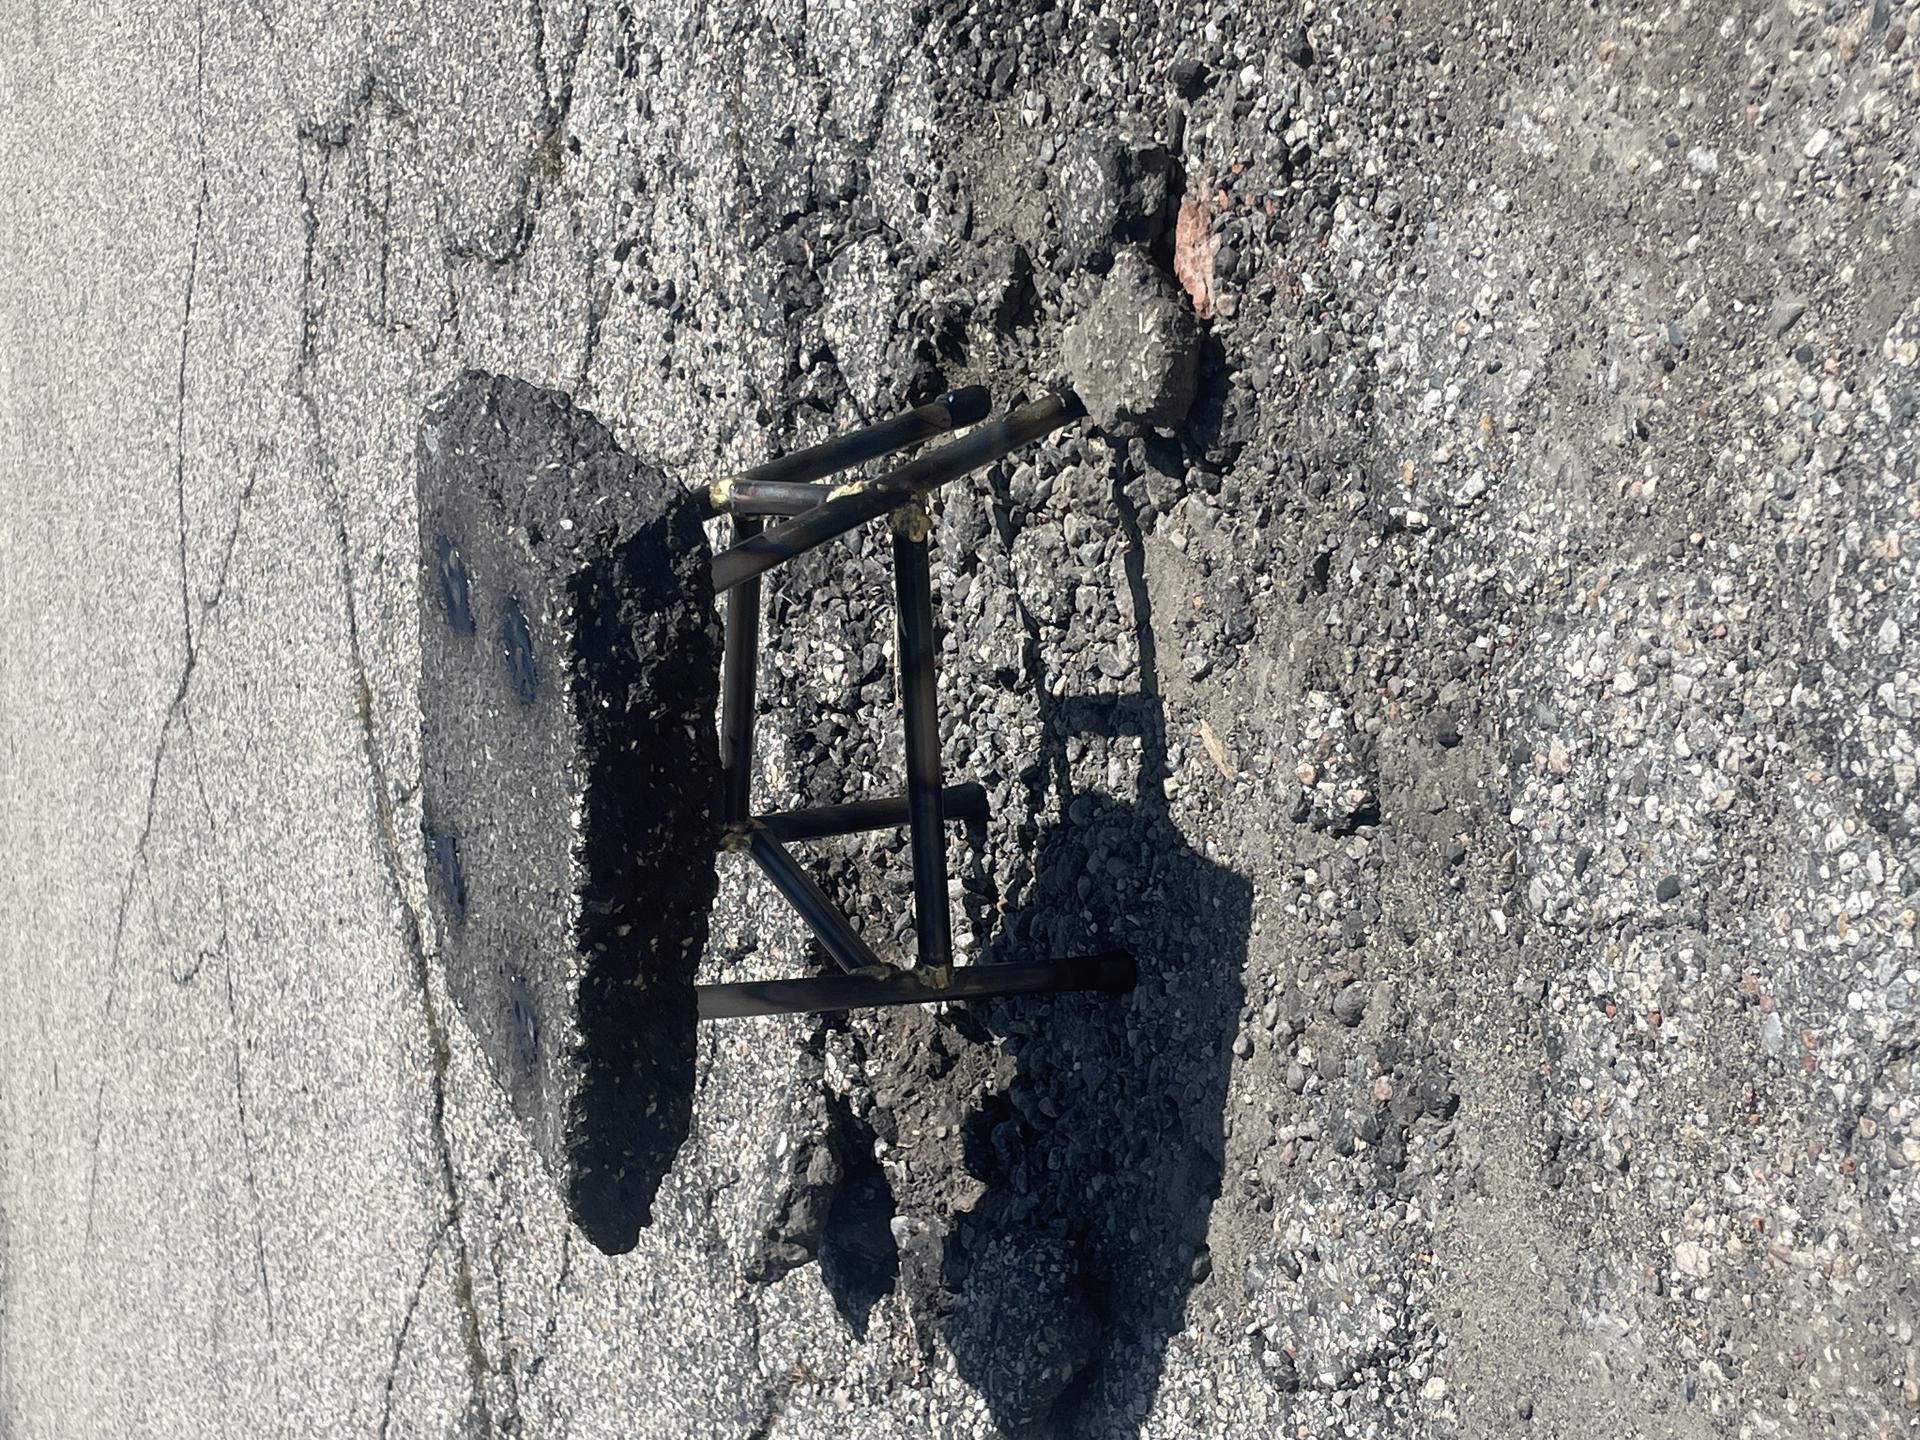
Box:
left=692, top=389, right=1136, bottom=1020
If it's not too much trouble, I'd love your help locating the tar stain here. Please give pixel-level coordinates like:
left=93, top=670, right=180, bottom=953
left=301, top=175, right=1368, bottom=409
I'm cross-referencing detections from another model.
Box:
left=425, top=822, right=467, bottom=924
left=500, top=598, right=537, bottom=703
left=506, top=969, right=540, bottom=1073
left=435, top=534, right=474, bottom=634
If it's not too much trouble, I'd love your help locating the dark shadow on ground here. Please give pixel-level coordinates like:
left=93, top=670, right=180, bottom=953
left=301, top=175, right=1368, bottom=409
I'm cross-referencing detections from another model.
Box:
left=825, top=471, right=1252, bottom=1435
left=816, top=1092, right=901, bottom=1339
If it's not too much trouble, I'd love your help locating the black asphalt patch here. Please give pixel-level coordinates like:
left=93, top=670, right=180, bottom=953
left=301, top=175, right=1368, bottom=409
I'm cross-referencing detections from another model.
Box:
left=416, top=370, right=720, bottom=1253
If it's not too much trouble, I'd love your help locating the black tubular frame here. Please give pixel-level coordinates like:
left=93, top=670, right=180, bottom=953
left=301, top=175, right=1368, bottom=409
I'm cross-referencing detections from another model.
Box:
left=708, top=392, right=1085, bottom=594
left=696, top=391, right=1134, bottom=1020
left=892, top=522, right=953, bottom=975
left=698, top=952, right=1136, bottom=1020
left=719, top=512, right=762, bottom=823
left=754, top=782, right=987, bottom=843
left=699, top=387, right=991, bottom=519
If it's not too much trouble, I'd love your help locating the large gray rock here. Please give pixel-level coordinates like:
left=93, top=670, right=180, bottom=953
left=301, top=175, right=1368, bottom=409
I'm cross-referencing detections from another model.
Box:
left=417, top=371, right=720, bottom=1254
left=1053, top=133, right=1131, bottom=274
left=1052, top=135, right=1176, bottom=274
left=1062, top=247, right=1201, bottom=431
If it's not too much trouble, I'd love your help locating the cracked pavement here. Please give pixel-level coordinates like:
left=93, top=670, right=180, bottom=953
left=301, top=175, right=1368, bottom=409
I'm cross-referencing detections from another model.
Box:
left=1, top=0, right=1005, bottom=1426
left=5, top=0, right=1920, bottom=1437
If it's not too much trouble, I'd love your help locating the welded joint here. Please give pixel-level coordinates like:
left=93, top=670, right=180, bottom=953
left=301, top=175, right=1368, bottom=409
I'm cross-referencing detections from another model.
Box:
left=707, top=473, right=740, bottom=511
left=889, top=495, right=932, bottom=540
left=717, top=819, right=759, bottom=852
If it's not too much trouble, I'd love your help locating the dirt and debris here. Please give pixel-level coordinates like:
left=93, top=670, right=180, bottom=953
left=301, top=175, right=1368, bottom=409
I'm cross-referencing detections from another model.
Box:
left=7, top=0, right=1919, bottom=1436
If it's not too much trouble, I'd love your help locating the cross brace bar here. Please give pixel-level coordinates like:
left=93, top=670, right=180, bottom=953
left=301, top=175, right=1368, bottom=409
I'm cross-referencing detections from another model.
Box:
left=709, top=392, right=1084, bottom=594
left=755, top=782, right=988, bottom=842
left=702, top=387, right=990, bottom=518
left=696, top=952, right=1137, bottom=1020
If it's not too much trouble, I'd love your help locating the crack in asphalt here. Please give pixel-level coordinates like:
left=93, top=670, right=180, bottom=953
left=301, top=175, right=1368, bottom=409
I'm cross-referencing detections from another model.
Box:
left=573, top=239, right=610, bottom=395
left=540, top=0, right=594, bottom=138
left=375, top=1211, right=455, bottom=1440
left=82, top=0, right=216, bottom=1250
left=294, top=151, right=507, bottom=1439
left=486, top=1234, right=528, bottom=1427
left=181, top=718, right=285, bottom=1422
left=527, top=0, right=554, bottom=119
left=172, top=0, right=210, bottom=666
left=83, top=678, right=189, bottom=1256
left=201, top=457, right=262, bottom=628
left=541, top=1229, right=572, bottom=1346
left=82, top=1, right=286, bottom=1262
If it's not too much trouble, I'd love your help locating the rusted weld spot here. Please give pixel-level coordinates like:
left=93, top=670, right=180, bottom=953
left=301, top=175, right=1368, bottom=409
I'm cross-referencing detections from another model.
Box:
left=889, top=496, right=932, bottom=541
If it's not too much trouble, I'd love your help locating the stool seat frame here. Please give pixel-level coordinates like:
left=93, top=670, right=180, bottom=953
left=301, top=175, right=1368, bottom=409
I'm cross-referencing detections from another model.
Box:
left=693, top=389, right=1135, bottom=1020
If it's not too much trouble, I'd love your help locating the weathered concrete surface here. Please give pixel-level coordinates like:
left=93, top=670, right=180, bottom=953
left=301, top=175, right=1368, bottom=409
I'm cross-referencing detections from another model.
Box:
left=4, top=1, right=1920, bottom=1438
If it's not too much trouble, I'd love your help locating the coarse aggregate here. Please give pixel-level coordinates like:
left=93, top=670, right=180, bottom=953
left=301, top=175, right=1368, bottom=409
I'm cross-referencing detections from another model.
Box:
left=2, top=0, right=1918, bottom=1437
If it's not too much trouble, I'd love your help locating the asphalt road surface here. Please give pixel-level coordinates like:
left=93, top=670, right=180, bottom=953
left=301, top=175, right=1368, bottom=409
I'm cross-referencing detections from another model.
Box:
left=4, top=1, right=1918, bottom=1437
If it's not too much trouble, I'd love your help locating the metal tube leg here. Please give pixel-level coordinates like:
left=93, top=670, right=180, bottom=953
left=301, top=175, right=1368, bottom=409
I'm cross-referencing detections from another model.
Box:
left=702, top=387, right=991, bottom=517
left=746, top=828, right=890, bottom=976
left=757, top=782, right=988, bottom=843
left=718, top=479, right=833, bottom=517
left=719, top=514, right=762, bottom=822
left=710, top=392, right=1085, bottom=594
left=893, top=524, right=953, bottom=976
left=697, top=952, right=1137, bottom=1020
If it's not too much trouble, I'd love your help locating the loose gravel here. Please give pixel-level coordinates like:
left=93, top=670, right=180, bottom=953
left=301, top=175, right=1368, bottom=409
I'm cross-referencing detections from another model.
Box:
left=5, top=0, right=1916, bottom=1436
